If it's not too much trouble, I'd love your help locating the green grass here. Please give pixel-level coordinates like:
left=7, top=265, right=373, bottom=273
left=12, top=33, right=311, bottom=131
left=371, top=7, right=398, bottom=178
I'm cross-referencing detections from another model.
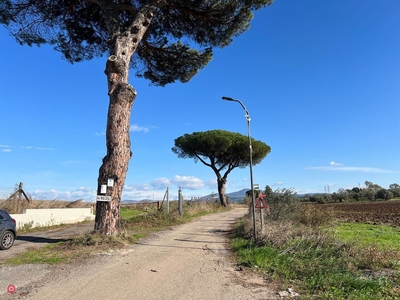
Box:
left=7, top=243, right=69, bottom=265
left=231, top=220, right=400, bottom=299
left=328, top=222, right=400, bottom=250
left=120, top=207, right=145, bottom=219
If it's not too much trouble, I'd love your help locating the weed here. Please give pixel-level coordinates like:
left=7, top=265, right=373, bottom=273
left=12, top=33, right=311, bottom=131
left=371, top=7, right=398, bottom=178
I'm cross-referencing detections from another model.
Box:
left=231, top=207, right=400, bottom=299
left=295, top=203, right=333, bottom=227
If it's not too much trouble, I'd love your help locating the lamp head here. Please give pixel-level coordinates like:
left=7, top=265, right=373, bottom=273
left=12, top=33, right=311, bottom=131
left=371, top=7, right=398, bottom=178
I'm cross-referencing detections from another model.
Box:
left=222, top=96, right=234, bottom=101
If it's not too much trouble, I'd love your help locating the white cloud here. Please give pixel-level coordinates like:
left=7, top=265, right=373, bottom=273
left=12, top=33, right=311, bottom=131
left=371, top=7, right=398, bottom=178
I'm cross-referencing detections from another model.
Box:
left=0, top=144, right=13, bottom=152
left=124, top=183, right=151, bottom=192
left=306, top=163, right=394, bottom=173
left=130, top=124, right=158, bottom=133
left=21, top=146, right=55, bottom=151
left=151, top=177, right=171, bottom=190
left=171, top=175, right=204, bottom=190
left=31, top=187, right=96, bottom=201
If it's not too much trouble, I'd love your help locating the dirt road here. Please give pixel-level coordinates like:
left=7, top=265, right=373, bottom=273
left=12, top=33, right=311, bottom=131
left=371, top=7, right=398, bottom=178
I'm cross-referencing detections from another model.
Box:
left=1, top=208, right=279, bottom=299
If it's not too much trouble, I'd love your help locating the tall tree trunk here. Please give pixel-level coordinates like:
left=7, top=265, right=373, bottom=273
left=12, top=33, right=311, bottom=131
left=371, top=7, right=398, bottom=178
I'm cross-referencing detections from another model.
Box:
left=94, top=3, right=160, bottom=234
left=94, top=54, right=136, bottom=235
left=217, top=177, right=227, bottom=207
left=93, top=30, right=136, bottom=235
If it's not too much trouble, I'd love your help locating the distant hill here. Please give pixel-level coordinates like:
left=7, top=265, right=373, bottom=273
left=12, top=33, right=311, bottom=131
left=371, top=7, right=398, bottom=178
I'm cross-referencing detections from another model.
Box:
left=201, top=188, right=249, bottom=203
left=226, top=188, right=249, bottom=199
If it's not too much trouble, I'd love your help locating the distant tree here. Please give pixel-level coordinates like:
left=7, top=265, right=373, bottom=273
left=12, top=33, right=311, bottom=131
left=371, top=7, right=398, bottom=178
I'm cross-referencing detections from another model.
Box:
left=1, top=0, right=274, bottom=234
left=352, top=192, right=361, bottom=201
left=172, top=130, right=271, bottom=206
left=364, top=181, right=382, bottom=189
left=362, top=188, right=377, bottom=201
left=309, top=194, right=325, bottom=204
left=245, top=184, right=272, bottom=199
left=246, top=189, right=259, bottom=198
left=264, top=185, right=274, bottom=200
left=336, top=188, right=348, bottom=202
left=376, top=189, right=394, bottom=200
left=389, top=183, right=400, bottom=198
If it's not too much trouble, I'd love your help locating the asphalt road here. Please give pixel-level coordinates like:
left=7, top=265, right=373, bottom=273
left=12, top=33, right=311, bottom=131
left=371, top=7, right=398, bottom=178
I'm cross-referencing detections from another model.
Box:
left=0, top=209, right=279, bottom=299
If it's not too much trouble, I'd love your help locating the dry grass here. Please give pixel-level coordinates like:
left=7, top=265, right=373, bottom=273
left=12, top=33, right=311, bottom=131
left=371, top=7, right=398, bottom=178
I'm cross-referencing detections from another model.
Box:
left=0, top=198, right=93, bottom=213
left=295, top=203, right=334, bottom=227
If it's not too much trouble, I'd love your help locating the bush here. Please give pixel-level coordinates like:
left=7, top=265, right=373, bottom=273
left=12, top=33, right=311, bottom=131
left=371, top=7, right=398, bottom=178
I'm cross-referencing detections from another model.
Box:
left=267, top=188, right=299, bottom=221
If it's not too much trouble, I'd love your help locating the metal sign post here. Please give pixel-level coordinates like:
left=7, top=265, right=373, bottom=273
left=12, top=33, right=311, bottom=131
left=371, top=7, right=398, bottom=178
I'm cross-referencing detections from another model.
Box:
left=254, top=184, right=264, bottom=233
left=255, top=192, right=268, bottom=233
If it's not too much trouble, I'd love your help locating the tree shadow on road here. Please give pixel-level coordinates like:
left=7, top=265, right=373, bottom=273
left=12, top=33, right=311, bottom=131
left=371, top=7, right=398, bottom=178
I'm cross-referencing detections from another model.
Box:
left=16, top=236, right=69, bottom=244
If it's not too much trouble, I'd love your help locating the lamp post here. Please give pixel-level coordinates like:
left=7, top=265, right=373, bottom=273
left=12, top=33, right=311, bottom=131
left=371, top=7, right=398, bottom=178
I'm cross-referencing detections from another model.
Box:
left=222, top=96, right=257, bottom=242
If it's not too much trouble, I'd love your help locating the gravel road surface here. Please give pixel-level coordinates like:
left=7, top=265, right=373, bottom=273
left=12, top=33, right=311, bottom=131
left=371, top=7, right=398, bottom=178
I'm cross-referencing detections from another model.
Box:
left=0, top=208, right=279, bottom=299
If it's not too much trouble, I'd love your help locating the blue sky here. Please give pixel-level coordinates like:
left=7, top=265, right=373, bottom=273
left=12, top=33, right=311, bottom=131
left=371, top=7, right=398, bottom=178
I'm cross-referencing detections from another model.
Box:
left=0, top=0, right=399, bottom=201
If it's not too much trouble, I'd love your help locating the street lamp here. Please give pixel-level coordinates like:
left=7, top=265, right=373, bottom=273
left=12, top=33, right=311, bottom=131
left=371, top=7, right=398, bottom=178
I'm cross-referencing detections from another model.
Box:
left=222, top=96, right=257, bottom=242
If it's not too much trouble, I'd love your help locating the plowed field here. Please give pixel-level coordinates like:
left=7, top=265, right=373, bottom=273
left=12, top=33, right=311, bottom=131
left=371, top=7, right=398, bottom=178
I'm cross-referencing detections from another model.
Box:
left=322, top=200, right=400, bottom=227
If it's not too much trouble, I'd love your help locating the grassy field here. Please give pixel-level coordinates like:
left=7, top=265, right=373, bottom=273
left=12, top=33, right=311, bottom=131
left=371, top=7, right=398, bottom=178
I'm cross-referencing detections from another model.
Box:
left=329, top=222, right=400, bottom=251
left=231, top=201, right=400, bottom=299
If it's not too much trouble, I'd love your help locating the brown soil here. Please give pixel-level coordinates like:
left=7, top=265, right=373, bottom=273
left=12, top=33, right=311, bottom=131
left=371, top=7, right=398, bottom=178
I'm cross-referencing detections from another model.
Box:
left=322, top=200, right=400, bottom=226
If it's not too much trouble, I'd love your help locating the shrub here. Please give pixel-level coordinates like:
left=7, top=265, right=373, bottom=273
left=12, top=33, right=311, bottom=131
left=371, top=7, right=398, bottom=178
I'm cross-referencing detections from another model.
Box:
left=267, top=188, right=299, bottom=221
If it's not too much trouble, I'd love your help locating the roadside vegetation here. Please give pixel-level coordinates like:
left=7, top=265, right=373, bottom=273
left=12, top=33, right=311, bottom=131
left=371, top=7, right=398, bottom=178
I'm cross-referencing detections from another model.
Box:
left=4, top=200, right=230, bottom=265
left=231, top=188, right=400, bottom=299
left=0, top=198, right=92, bottom=214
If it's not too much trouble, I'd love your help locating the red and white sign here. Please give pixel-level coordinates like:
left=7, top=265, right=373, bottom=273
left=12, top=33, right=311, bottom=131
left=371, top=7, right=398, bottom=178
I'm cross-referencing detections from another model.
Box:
left=255, top=193, right=268, bottom=209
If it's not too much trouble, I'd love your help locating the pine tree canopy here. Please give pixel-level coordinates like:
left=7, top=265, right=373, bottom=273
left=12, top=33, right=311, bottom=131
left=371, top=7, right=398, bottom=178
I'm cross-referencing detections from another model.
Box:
left=0, top=0, right=274, bottom=86
left=172, top=130, right=271, bottom=170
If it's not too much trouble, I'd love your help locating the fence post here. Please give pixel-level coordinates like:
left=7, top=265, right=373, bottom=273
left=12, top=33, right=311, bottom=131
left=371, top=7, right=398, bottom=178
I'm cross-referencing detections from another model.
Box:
left=166, top=187, right=169, bottom=215
left=178, top=187, right=182, bottom=216
left=18, top=182, right=23, bottom=201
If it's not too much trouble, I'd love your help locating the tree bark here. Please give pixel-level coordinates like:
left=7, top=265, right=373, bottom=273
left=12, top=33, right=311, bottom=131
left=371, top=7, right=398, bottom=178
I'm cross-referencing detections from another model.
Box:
left=94, top=52, right=137, bottom=234
left=94, top=8, right=152, bottom=235
left=94, top=2, right=161, bottom=235
left=217, top=177, right=227, bottom=207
